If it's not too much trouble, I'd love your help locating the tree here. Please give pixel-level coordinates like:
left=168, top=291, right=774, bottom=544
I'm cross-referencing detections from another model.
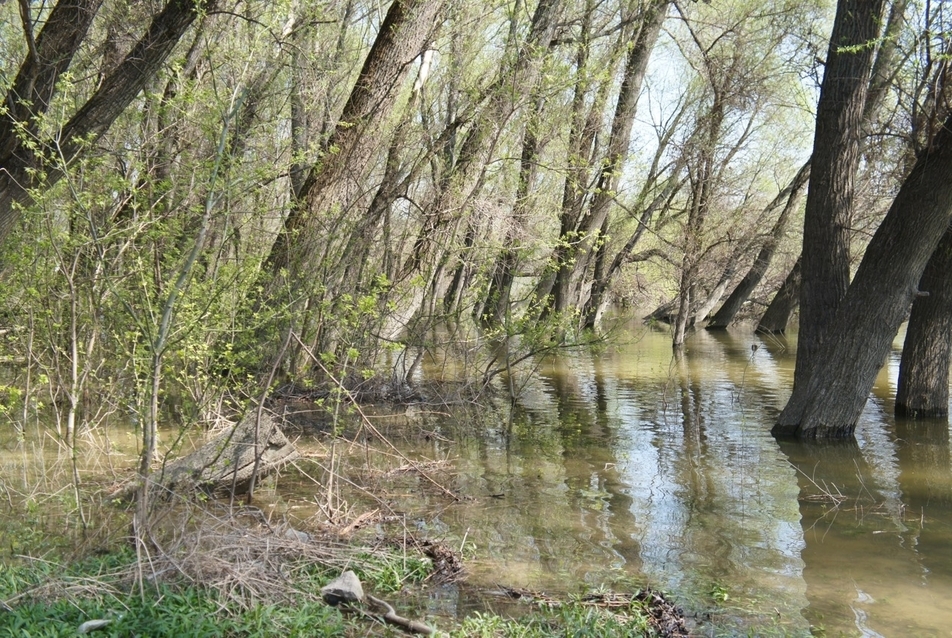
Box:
left=535, top=0, right=670, bottom=320
left=773, top=112, right=952, bottom=438
left=0, top=0, right=216, bottom=260
left=263, top=0, right=444, bottom=376
left=717, top=0, right=907, bottom=333
left=892, top=3, right=952, bottom=419
left=792, top=0, right=887, bottom=392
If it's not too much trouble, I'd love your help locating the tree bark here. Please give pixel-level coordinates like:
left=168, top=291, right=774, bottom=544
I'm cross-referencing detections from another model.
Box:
left=774, top=113, right=952, bottom=439
left=756, top=257, right=801, bottom=334
left=895, top=225, right=952, bottom=418
left=267, top=0, right=444, bottom=281
left=793, top=0, right=886, bottom=391
left=0, top=0, right=105, bottom=249
left=706, top=160, right=810, bottom=329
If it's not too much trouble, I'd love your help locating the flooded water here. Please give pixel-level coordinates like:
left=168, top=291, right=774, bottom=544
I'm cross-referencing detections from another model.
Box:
left=3, top=323, right=952, bottom=636
left=285, top=323, right=952, bottom=637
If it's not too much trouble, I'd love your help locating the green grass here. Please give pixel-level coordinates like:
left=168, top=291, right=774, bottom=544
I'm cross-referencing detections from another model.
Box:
left=449, top=603, right=656, bottom=637
left=0, top=547, right=345, bottom=638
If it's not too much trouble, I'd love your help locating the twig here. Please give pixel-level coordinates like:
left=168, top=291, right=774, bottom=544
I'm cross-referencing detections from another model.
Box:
left=366, top=593, right=435, bottom=635
left=290, top=333, right=459, bottom=501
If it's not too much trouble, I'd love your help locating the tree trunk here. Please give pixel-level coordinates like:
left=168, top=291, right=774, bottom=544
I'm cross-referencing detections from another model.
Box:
left=109, top=410, right=299, bottom=501
left=895, top=225, right=952, bottom=418
left=706, top=160, right=810, bottom=329
left=793, top=0, right=886, bottom=391
left=756, top=257, right=801, bottom=334
left=550, top=0, right=669, bottom=315
left=0, top=0, right=105, bottom=248
left=725, top=0, right=904, bottom=334
left=774, top=114, right=952, bottom=439
left=479, top=94, right=545, bottom=327
left=267, top=0, right=444, bottom=281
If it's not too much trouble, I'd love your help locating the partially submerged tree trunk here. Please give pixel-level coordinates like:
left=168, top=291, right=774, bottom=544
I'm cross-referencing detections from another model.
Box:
left=793, top=0, right=886, bottom=390
left=706, top=161, right=810, bottom=329
left=773, top=113, right=952, bottom=439
left=756, top=257, right=801, bottom=333
left=895, top=226, right=952, bottom=418
left=111, top=411, right=299, bottom=501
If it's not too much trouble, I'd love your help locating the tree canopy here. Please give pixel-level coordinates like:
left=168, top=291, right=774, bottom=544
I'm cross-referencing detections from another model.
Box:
left=0, top=0, right=949, bottom=441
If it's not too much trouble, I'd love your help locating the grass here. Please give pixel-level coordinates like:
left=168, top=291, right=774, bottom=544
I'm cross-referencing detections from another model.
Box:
left=449, top=603, right=655, bottom=637
left=0, top=544, right=348, bottom=638
left=0, top=537, right=674, bottom=638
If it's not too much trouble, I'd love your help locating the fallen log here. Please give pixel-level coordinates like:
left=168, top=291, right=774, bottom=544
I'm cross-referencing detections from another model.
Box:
left=108, top=410, right=299, bottom=502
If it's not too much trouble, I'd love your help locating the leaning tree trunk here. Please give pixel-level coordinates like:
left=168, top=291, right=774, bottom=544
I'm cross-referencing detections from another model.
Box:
left=0, top=0, right=104, bottom=249
left=756, top=257, right=801, bottom=333
left=773, top=113, right=952, bottom=439
left=0, top=0, right=206, bottom=258
left=895, top=225, right=952, bottom=418
left=793, top=0, right=886, bottom=392
left=707, top=161, right=810, bottom=329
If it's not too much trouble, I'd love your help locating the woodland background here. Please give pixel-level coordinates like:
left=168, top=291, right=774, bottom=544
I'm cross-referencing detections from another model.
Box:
left=0, top=0, right=950, bottom=448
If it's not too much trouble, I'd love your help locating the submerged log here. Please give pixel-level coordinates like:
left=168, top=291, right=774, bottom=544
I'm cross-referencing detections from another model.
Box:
left=108, top=410, right=299, bottom=501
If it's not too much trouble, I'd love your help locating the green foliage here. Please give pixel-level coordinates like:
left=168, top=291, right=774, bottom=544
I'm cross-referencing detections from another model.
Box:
left=0, top=551, right=346, bottom=638
left=449, top=602, right=655, bottom=637
left=352, top=550, right=433, bottom=594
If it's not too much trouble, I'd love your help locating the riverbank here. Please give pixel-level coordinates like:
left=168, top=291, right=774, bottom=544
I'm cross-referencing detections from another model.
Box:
left=0, top=495, right=687, bottom=636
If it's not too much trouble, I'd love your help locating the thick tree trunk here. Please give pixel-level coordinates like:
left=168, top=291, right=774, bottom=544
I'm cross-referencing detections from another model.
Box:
left=774, top=114, right=952, bottom=439
left=0, top=0, right=105, bottom=248
left=268, top=0, right=444, bottom=280
left=707, top=161, right=810, bottom=329
left=895, top=225, right=952, bottom=418
left=794, top=0, right=886, bottom=391
left=756, top=257, right=801, bottom=334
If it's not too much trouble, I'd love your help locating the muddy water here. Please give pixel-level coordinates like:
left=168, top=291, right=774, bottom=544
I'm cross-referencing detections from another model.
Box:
left=287, top=324, right=952, bottom=636
left=3, top=322, right=952, bottom=636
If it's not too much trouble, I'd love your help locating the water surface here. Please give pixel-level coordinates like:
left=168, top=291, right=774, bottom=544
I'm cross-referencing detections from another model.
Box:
left=3, top=323, right=952, bottom=636
left=287, top=324, right=952, bottom=636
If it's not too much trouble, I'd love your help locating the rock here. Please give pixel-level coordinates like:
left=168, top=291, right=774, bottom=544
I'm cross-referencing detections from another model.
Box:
left=321, top=570, right=364, bottom=606
left=78, top=619, right=112, bottom=633
left=283, top=527, right=311, bottom=543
